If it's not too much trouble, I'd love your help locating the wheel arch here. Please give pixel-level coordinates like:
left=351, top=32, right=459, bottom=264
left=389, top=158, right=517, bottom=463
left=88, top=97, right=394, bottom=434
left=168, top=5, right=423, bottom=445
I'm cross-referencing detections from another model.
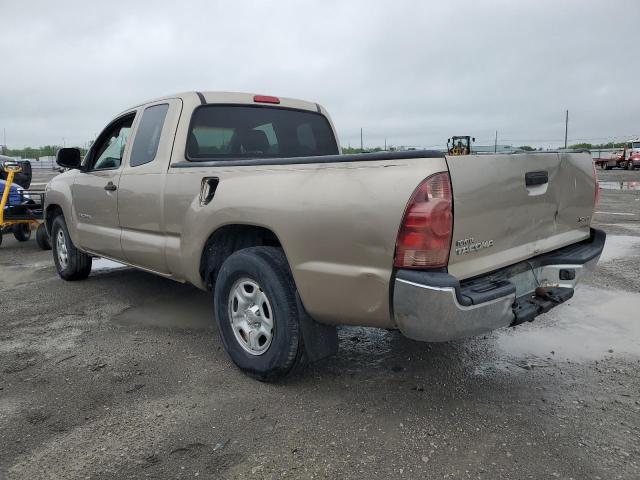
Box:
left=45, top=204, right=64, bottom=234
left=199, top=223, right=287, bottom=291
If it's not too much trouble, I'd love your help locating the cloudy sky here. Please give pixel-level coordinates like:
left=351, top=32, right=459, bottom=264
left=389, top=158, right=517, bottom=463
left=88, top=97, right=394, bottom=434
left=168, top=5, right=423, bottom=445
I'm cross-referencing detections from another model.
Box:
left=0, top=0, right=638, bottom=150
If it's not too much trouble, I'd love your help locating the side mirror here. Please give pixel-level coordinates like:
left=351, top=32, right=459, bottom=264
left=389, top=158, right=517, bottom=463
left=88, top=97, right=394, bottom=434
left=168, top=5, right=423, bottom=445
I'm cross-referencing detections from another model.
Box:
left=56, top=147, right=82, bottom=169
left=472, top=137, right=476, bottom=142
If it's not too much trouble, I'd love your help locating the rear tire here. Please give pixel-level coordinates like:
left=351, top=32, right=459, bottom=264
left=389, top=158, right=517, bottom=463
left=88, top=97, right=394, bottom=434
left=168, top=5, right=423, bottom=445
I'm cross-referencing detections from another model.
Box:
left=213, top=246, right=306, bottom=381
left=51, top=215, right=92, bottom=280
left=36, top=223, right=51, bottom=250
left=13, top=224, right=31, bottom=242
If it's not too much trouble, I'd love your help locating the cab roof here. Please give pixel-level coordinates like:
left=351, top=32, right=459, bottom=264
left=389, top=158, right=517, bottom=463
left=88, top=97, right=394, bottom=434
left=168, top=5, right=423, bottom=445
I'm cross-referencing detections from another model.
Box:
left=127, top=91, right=322, bottom=114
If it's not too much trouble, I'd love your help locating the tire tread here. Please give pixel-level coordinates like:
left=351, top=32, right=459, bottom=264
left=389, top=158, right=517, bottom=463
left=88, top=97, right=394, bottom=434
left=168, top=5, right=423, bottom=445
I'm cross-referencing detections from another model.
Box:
left=52, top=216, right=92, bottom=281
left=214, top=246, right=307, bottom=381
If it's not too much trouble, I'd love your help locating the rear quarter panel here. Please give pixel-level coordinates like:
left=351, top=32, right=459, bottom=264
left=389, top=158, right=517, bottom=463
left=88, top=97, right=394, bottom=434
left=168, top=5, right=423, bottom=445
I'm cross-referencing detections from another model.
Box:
left=164, top=157, right=448, bottom=327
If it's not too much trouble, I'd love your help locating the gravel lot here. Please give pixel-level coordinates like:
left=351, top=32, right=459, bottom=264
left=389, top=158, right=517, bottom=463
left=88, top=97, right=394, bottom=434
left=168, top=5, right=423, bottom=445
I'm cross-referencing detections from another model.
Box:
left=1, top=169, right=639, bottom=479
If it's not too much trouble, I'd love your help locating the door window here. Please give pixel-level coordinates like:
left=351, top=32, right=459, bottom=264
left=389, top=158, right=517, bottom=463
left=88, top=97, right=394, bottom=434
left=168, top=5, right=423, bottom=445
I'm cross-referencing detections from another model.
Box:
left=130, top=104, right=169, bottom=167
left=88, top=114, right=135, bottom=171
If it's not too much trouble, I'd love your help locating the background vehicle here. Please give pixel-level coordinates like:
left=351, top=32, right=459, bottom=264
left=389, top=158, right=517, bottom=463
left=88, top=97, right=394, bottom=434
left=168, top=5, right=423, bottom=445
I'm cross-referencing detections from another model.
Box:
left=45, top=92, right=604, bottom=381
left=447, top=135, right=475, bottom=155
left=593, top=140, right=640, bottom=170
left=0, top=162, right=50, bottom=248
left=0, top=155, right=33, bottom=188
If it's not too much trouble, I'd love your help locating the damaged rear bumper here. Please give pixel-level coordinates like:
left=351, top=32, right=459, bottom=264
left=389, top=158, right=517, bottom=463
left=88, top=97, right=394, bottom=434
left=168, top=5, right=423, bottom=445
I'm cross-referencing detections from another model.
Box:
left=392, top=228, right=606, bottom=342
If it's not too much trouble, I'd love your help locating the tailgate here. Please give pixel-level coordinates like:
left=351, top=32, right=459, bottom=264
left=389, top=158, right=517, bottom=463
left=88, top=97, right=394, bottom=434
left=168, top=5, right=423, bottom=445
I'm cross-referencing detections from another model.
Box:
left=446, top=152, right=595, bottom=280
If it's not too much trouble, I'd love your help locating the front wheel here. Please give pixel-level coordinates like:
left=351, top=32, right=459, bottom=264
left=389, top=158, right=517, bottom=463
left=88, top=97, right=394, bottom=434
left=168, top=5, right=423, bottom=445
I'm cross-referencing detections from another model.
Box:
left=51, top=215, right=92, bottom=280
left=213, top=247, right=306, bottom=381
left=13, top=224, right=31, bottom=242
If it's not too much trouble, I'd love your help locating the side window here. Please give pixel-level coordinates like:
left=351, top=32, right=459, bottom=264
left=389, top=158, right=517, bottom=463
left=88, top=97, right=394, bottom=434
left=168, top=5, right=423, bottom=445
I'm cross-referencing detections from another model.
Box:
left=89, top=114, right=135, bottom=171
left=130, top=104, right=169, bottom=167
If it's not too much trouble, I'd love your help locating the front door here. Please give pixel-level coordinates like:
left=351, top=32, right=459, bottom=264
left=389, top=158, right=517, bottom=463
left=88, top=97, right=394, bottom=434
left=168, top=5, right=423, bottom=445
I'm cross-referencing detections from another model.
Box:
left=118, top=100, right=181, bottom=274
left=71, top=112, right=135, bottom=259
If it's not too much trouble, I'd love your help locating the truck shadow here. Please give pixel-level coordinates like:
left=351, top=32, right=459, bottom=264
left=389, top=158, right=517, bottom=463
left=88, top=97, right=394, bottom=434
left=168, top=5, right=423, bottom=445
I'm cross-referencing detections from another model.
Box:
left=89, top=266, right=483, bottom=378
left=87, top=266, right=214, bottom=330
left=84, top=259, right=640, bottom=389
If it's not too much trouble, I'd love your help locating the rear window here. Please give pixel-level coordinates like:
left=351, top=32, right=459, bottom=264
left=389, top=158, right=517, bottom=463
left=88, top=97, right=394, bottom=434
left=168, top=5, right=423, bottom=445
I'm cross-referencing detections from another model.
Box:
left=186, top=105, right=338, bottom=160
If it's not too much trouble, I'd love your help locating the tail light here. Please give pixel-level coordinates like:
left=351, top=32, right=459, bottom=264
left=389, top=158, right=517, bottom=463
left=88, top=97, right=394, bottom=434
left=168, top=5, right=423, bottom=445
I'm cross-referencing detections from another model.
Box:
left=394, top=172, right=453, bottom=269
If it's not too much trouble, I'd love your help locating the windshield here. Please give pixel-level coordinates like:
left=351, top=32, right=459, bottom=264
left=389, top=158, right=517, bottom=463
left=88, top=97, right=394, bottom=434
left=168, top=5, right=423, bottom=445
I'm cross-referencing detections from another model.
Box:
left=632, top=142, right=640, bottom=150
left=187, top=105, right=338, bottom=160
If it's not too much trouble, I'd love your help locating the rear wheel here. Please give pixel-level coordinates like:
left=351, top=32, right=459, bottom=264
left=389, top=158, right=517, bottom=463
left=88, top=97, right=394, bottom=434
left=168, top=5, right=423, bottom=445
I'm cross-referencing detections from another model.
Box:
left=51, top=215, right=92, bottom=280
left=13, top=224, right=31, bottom=242
left=213, top=246, right=306, bottom=381
left=36, top=223, right=51, bottom=250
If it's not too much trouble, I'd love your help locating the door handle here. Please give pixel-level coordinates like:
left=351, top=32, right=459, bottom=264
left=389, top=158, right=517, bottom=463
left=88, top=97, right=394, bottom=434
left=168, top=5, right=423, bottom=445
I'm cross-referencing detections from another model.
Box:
left=525, top=171, right=548, bottom=187
left=104, top=182, right=117, bottom=191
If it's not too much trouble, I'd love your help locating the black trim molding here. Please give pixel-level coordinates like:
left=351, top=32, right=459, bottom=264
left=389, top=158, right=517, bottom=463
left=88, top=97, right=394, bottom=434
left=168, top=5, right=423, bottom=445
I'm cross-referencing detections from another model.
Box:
left=172, top=149, right=445, bottom=168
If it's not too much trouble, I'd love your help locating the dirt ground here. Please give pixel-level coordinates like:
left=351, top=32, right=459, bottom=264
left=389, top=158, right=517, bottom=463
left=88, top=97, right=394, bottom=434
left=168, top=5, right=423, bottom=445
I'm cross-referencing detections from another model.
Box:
left=1, top=169, right=639, bottom=479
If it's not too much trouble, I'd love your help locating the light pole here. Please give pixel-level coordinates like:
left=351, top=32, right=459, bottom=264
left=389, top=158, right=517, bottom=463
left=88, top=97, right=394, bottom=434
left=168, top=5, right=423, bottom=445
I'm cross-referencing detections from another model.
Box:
left=564, top=110, right=569, bottom=149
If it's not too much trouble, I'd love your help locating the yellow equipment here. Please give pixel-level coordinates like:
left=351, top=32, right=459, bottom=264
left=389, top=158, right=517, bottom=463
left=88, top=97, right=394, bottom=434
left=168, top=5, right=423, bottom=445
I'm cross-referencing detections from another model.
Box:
left=0, top=162, right=50, bottom=248
left=447, top=136, right=475, bottom=156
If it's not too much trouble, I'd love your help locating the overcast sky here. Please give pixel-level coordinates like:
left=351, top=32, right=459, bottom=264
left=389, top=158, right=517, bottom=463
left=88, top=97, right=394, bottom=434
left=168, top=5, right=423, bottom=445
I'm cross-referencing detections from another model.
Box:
left=1, top=0, right=638, bottom=150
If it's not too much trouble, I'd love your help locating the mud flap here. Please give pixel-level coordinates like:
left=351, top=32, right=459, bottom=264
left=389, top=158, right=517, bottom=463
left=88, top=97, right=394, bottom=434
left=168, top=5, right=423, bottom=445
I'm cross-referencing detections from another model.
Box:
left=296, top=293, right=338, bottom=362
left=511, top=287, right=574, bottom=326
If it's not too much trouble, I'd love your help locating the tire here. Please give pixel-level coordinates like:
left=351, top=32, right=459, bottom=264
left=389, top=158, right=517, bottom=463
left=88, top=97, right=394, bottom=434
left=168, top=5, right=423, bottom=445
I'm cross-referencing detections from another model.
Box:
left=213, top=246, right=306, bottom=381
left=0, top=233, right=3, bottom=247
left=36, top=223, right=52, bottom=250
left=13, top=224, right=31, bottom=242
left=51, top=215, right=92, bottom=280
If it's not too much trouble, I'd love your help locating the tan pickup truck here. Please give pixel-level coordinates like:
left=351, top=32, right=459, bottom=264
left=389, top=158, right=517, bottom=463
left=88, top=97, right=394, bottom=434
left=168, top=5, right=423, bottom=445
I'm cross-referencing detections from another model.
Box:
left=46, top=91, right=605, bottom=380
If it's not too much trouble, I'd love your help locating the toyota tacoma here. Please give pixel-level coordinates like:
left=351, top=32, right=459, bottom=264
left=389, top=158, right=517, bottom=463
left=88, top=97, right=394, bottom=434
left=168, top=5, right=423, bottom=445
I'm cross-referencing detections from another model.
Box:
left=45, top=91, right=605, bottom=380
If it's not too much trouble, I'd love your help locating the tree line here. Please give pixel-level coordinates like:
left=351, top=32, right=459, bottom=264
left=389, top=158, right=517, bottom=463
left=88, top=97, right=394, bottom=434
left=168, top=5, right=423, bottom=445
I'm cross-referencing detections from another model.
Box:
left=567, top=142, right=629, bottom=150
left=1, top=145, right=88, bottom=159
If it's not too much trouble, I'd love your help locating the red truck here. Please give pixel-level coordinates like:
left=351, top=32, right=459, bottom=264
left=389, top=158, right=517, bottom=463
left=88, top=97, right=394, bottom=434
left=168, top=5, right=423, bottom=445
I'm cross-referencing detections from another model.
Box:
left=593, top=140, right=640, bottom=170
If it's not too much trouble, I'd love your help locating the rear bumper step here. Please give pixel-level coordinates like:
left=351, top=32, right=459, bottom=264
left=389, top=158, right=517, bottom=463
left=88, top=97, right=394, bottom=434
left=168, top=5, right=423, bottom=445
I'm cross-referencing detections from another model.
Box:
left=392, top=228, right=605, bottom=342
left=512, top=286, right=574, bottom=326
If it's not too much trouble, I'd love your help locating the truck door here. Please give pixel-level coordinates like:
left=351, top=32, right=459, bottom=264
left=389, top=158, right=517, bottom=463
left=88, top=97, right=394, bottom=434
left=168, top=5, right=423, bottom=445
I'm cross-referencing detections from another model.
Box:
left=117, top=99, right=183, bottom=274
left=71, top=112, right=136, bottom=259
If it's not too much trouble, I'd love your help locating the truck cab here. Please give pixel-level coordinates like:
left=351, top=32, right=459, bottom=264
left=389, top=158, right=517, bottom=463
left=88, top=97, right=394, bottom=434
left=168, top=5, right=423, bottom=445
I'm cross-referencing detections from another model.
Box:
left=626, top=140, right=640, bottom=169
